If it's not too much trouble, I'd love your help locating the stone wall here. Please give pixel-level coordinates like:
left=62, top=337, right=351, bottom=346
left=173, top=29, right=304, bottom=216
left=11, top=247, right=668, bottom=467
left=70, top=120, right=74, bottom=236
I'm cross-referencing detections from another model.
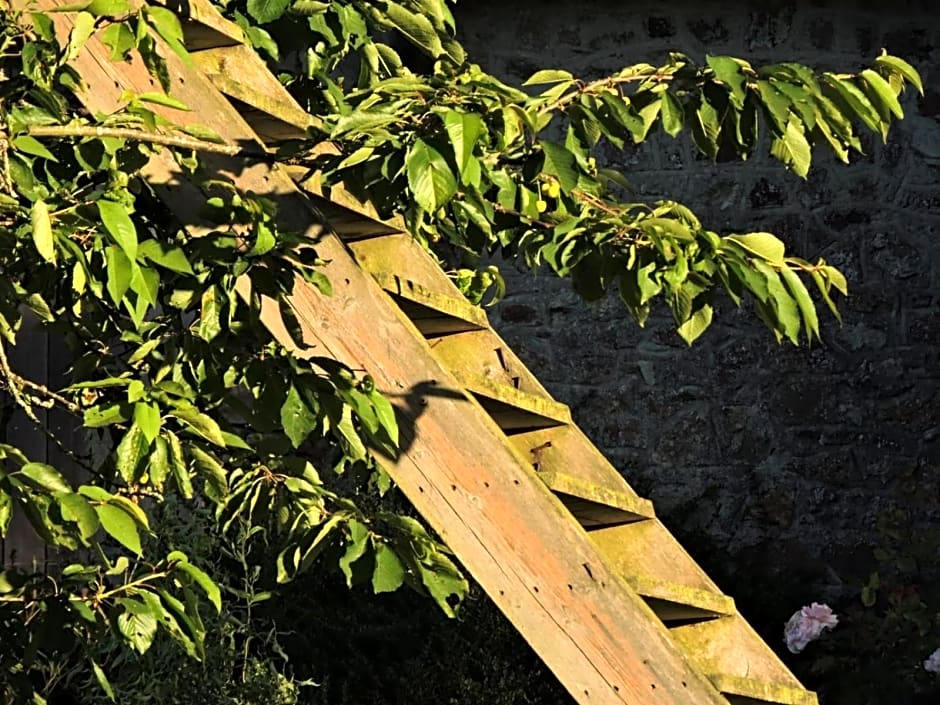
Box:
left=453, top=0, right=940, bottom=670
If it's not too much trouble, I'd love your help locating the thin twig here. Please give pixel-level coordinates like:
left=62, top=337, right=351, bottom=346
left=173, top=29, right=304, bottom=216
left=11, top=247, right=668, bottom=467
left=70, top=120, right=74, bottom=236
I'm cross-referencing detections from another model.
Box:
left=26, top=125, right=270, bottom=159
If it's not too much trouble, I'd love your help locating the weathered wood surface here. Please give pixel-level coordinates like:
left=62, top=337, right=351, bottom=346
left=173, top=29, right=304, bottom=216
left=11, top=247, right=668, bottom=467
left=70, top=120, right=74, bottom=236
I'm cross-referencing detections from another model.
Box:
left=369, top=272, right=489, bottom=335
left=18, top=7, right=738, bottom=703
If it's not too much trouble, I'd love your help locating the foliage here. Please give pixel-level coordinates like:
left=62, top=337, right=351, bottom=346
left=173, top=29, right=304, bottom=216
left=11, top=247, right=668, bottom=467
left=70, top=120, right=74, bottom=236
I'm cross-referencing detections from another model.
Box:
left=0, top=0, right=924, bottom=702
left=796, top=508, right=940, bottom=705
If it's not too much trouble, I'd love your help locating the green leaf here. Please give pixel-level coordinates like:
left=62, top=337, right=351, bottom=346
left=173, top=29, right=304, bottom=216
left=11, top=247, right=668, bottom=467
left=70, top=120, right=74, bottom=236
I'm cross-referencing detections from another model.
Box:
left=170, top=407, right=225, bottom=446
left=660, top=91, right=684, bottom=137
left=0, top=491, right=12, bottom=536
left=86, top=0, right=130, bottom=16
left=100, top=22, right=136, bottom=60
left=144, top=6, right=191, bottom=67
left=540, top=140, right=578, bottom=192
left=336, top=405, right=367, bottom=460
left=382, top=2, right=444, bottom=58
left=30, top=200, right=56, bottom=264
left=150, top=436, right=170, bottom=488
left=693, top=96, right=722, bottom=160
left=707, top=55, right=747, bottom=108
left=859, top=69, right=903, bottom=120
left=135, top=92, right=190, bottom=111
left=523, top=69, right=574, bottom=86
left=98, top=200, right=137, bottom=261
left=84, top=402, right=131, bottom=428
left=874, top=53, right=923, bottom=95
left=369, top=388, right=399, bottom=447
left=138, top=239, right=193, bottom=274
left=116, top=423, right=149, bottom=484
left=198, top=286, right=222, bottom=342
left=117, top=597, right=158, bottom=654
left=726, top=232, right=786, bottom=264
left=96, top=503, right=142, bottom=554
left=372, top=541, right=405, bottom=593
left=247, top=0, right=290, bottom=22
left=189, top=446, right=227, bottom=503
left=676, top=304, right=713, bottom=345
left=770, top=118, right=812, bottom=178
left=67, top=11, right=97, bottom=61
left=174, top=560, right=222, bottom=613
left=821, top=73, right=882, bottom=135
left=281, top=384, right=318, bottom=449
left=20, top=462, right=71, bottom=493
left=406, top=139, right=457, bottom=213
left=441, top=110, right=484, bottom=184
left=58, top=493, right=99, bottom=541
left=166, top=431, right=193, bottom=499
left=91, top=659, right=115, bottom=702
left=756, top=79, right=791, bottom=133
left=339, top=519, right=369, bottom=586
left=14, top=135, right=58, bottom=162
left=133, top=402, right=161, bottom=444
left=780, top=267, right=820, bottom=341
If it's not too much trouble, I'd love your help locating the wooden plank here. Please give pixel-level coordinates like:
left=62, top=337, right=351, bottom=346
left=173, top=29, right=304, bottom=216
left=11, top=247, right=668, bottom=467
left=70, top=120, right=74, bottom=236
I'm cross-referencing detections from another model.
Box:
left=628, top=575, right=734, bottom=622
left=288, top=162, right=407, bottom=239
left=536, top=470, right=653, bottom=526
left=589, top=519, right=728, bottom=599
left=509, top=426, right=649, bottom=495
left=713, top=675, right=818, bottom=705
left=154, top=0, right=244, bottom=49
left=429, top=329, right=557, bottom=401
left=191, top=45, right=319, bottom=139
left=448, top=369, right=572, bottom=430
left=349, top=234, right=464, bottom=299
left=669, top=616, right=813, bottom=703
left=371, top=272, right=489, bottom=336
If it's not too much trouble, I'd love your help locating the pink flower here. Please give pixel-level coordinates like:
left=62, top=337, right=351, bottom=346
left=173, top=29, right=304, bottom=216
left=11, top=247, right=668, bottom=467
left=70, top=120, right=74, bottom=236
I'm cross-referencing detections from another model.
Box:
left=783, top=602, right=839, bottom=654
left=925, top=648, right=940, bottom=673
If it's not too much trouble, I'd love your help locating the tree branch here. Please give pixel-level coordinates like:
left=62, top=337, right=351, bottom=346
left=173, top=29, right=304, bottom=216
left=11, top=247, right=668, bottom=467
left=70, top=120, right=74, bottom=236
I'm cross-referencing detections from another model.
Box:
left=26, top=125, right=270, bottom=159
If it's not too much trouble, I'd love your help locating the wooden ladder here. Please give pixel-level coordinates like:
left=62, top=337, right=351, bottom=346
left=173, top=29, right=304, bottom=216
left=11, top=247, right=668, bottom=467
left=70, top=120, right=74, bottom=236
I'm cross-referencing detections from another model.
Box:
left=24, top=2, right=819, bottom=703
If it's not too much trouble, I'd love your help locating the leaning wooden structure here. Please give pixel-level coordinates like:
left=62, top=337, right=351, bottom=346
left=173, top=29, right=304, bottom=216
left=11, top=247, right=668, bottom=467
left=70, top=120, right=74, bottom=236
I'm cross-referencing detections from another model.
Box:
left=5, top=2, right=819, bottom=703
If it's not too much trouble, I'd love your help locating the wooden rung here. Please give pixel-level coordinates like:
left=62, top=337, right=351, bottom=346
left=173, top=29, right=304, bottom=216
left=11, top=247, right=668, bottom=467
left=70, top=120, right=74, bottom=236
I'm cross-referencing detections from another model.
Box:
left=536, top=469, right=653, bottom=526
left=669, top=616, right=813, bottom=704
left=509, top=426, right=650, bottom=518
left=588, top=520, right=728, bottom=607
left=155, top=0, right=244, bottom=50
left=429, top=329, right=556, bottom=401
left=191, top=45, right=319, bottom=140
left=710, top=675, right=818, bottom=705
left=371, top=272, right=488, bottom=335
left=627, top=575, right=734, bottom=622
left=288, top=163, right=408, bottom=240
left=450, top=370, right=571, bottom=430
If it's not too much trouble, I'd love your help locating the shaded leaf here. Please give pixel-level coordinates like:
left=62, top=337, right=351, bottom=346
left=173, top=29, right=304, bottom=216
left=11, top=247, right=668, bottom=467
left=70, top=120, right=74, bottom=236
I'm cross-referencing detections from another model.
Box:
left=96, top=503, right=142, bottom=554
left=406, top=139, right=457, bottom=212
left=30, top=199, right=56, bottom=264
